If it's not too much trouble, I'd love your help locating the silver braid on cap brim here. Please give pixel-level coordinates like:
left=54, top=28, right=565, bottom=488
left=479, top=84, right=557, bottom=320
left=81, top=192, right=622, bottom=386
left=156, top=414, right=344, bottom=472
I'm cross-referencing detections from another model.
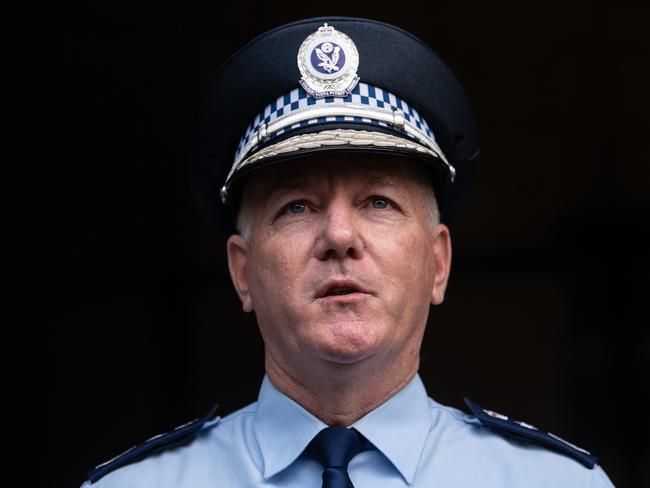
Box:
left=238, top=128, right=440, bottom=168
left=219, top=129, right=451, bottom=204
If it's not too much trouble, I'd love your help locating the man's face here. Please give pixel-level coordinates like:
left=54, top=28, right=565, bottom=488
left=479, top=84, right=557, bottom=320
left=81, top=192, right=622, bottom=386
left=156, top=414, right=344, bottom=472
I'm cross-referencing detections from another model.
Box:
left=227, top=153, right=451, bottom=372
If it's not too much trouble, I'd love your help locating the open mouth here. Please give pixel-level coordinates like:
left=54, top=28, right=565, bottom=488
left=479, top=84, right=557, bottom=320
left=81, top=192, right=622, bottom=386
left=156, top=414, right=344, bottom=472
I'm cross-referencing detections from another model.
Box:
left=324, top=286, right=359, bottom=297
left=316, top=280, right=372, bottom=300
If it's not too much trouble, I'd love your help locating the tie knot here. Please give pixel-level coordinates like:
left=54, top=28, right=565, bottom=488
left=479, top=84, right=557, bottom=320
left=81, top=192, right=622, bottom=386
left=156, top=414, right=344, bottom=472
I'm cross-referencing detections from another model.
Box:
left=308, top=426, right=365, bottom=469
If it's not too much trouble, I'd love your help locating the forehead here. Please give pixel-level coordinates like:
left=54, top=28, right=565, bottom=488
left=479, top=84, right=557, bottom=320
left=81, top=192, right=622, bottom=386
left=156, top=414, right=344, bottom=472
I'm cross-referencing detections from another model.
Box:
left=241, top=152, right=432, bottom=200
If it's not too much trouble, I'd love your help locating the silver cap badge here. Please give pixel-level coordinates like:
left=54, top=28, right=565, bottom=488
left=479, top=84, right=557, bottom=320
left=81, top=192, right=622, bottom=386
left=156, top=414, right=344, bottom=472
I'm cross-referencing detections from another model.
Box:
left=297, top=23, right=360, bottom=98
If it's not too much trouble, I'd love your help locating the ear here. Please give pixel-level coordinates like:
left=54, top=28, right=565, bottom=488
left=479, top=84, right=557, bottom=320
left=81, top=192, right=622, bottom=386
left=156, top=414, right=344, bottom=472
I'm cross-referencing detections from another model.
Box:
left=227, top=234, right=254, bottom=312
left=430, top=223, right=452, bottom=305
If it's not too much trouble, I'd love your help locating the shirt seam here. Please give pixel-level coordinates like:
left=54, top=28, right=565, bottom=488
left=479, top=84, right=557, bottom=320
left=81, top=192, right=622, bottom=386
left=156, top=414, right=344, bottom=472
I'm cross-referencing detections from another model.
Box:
left=217, top=406, right=256, bottom=426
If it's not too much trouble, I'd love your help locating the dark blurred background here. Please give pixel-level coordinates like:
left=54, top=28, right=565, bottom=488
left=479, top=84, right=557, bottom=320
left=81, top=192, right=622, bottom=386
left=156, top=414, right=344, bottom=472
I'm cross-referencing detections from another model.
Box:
left=15, top=1, right=648, bottom=487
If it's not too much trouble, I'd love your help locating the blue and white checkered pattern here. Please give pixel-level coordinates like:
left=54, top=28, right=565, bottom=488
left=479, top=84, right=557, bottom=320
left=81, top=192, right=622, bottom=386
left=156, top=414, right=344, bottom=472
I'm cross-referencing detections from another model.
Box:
left=234, top=82, right=437, bottom=164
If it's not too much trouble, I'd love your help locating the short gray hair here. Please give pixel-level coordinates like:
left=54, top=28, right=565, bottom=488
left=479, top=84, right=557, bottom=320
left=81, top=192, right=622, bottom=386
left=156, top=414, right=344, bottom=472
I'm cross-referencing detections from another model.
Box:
left=235, top=191, right=254, bottom=241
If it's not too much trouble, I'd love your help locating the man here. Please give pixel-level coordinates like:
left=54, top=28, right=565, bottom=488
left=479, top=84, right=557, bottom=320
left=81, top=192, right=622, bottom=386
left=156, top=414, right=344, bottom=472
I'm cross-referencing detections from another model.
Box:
left=83, top=17, right=615, bottom=487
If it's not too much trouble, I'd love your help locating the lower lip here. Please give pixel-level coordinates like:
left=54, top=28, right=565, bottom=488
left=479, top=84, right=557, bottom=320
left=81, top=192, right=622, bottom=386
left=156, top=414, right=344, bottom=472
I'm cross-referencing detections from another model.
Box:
left=317, top=292, right=370, bottom=303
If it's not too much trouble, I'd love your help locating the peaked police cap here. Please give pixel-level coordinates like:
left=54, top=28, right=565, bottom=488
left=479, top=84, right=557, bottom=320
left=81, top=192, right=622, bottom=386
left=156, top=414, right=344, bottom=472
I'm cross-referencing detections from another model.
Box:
left=187, top=16, right=479, bottom=237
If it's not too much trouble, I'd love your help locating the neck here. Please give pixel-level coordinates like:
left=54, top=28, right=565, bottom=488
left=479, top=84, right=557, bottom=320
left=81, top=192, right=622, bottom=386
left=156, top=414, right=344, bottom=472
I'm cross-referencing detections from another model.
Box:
left=265, top=349, right=420, bottom=426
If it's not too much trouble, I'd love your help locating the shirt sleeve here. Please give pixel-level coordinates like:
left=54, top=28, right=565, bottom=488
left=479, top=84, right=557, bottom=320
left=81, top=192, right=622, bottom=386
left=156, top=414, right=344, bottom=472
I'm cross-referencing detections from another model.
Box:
left=591, top=465, right=616, bottom=488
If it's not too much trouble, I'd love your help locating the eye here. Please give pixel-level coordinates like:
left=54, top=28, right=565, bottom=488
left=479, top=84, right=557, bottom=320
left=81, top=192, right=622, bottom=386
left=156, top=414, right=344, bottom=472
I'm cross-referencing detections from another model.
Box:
left=287, top=200, right=306, bottom=214
left=371, top=197, right=389, bottom=209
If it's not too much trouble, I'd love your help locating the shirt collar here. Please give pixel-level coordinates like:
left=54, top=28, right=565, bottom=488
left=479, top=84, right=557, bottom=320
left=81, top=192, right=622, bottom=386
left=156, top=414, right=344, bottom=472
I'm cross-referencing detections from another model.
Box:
left=253, top=375, right=328, bottom=479
left=350, top=373, right=432, bottom=484
left=253, top=373, right=432, bottom=483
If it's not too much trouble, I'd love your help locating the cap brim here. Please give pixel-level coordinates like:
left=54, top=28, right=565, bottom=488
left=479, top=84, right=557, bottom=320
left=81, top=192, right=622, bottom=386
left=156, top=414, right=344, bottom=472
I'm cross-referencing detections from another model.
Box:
left=227, top=126, right=445, bottom=186
left=224, top=127, right=453, bottom=220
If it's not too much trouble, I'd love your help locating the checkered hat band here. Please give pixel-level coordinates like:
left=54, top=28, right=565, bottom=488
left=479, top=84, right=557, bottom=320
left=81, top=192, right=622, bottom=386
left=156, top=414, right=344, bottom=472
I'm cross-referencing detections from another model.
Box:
left=234, top=82, right=436, bottom=164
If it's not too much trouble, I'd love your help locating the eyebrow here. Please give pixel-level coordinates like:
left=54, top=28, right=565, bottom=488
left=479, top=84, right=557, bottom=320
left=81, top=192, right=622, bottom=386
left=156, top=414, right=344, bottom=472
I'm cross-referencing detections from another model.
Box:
left=360, top=173, right=402, bottom=189
left=254, top=168, right=408, bottom=203
left=263, top=175, right=320, bottom=201
left=280, top=174, right=318, bottom=190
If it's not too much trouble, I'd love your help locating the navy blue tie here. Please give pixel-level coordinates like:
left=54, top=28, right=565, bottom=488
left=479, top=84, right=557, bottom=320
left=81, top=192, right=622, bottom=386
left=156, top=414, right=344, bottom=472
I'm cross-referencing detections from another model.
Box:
left=307, top=426, right=365, bottom=488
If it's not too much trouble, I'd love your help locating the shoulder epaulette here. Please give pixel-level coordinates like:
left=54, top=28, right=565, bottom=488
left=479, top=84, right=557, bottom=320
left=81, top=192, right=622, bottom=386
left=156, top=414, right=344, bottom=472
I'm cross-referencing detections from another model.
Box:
left=87, top=403, right=220, bottom=484
left=464, top=397, right=597, bottom=469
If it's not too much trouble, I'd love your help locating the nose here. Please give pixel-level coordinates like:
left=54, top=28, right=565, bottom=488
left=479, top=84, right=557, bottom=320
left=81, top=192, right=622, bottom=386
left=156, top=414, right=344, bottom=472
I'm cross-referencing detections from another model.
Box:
left=314, top=201, right=364, bottom=261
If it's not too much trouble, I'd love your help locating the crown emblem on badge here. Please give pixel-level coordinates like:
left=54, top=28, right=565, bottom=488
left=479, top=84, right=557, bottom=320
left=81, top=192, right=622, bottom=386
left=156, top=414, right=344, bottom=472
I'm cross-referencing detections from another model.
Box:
left=297, top=23, right=360, bottom=98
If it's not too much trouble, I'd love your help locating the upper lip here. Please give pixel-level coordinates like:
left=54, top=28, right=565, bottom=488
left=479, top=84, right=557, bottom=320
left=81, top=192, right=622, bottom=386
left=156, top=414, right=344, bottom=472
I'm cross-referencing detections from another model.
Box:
left=315, top=279, right=374, bottom=299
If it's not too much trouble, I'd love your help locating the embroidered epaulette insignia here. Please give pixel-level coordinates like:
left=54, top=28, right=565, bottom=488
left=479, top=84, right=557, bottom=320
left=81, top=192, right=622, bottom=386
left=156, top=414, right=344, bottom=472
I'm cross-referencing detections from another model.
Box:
left=87, top=403, right=220, bottom=484
left=464, top=397, right=597, bottom=469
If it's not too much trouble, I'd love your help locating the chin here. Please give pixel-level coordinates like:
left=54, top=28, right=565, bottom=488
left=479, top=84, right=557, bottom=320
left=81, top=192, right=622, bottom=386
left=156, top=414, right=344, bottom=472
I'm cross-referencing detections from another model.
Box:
left=310, top=320, right=382, bottom=364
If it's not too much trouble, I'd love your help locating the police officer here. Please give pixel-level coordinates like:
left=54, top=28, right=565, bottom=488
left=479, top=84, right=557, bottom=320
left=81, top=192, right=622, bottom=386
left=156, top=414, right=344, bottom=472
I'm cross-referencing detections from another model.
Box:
left=82, top=17, right=615, bottom=487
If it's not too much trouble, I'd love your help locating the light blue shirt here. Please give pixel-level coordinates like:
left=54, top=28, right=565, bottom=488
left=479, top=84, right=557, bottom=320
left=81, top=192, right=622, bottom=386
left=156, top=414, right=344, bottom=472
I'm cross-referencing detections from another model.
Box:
left=84, top=374, right=615, bottom=487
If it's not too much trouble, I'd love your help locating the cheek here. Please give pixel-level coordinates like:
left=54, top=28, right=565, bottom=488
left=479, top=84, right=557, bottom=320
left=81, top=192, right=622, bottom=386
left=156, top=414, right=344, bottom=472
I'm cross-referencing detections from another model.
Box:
left=247, top=236, right=311, bottom=310
left=374, top=226, right=435, bottom=300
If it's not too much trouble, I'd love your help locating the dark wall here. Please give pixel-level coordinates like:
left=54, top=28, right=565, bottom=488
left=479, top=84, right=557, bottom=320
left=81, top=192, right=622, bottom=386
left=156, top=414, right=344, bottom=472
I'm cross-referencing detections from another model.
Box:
left=16, top=1, right=648, bottom=487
